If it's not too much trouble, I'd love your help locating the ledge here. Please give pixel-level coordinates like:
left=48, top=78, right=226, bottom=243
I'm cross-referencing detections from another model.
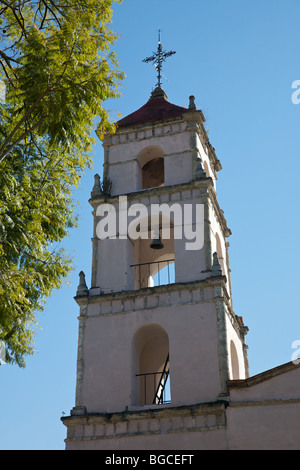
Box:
left=228, top=361, right=300, bottom=389
left=88, top=177, right=213, bottom=206
left=74, top=276, right=227, bottom=305
left=61, top=400, right=228, bottom=432
left=62, top=400, right=228, bottom=444
left=88, top=177, right=231, bottom=239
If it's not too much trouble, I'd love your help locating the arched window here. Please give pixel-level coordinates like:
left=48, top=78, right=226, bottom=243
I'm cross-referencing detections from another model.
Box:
left=152, top=260, right=175, bottom=287
left=131, top=324, right=171, bottom=406
left=130, top=214, right=175, bottom=290
left=230, top=340, right=240, bottom=379
left=142, top=157, right=164, bottom=189
left=215, top=232, right=225, bottom=275
left=137, top=146, right=165, bottom=190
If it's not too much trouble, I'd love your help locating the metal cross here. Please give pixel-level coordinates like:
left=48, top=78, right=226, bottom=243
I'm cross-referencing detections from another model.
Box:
left=142, top=29, right=176, bottom=88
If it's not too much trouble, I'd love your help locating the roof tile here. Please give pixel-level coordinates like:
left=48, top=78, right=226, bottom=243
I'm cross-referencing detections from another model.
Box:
left=117, top=87, right=189, bottom=129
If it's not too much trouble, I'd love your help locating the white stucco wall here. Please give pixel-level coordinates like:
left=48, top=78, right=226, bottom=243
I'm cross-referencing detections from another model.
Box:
left=80, top=295, right=223, bottom=414
left=105, top=121, right=194, bottom=196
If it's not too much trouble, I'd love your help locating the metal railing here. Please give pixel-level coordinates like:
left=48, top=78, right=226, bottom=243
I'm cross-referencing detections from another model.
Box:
left=153, top=354, right=170, bottom=404
left=130, top=259, right=175, bottom=289
left=136, top=355, right=170, bottom=405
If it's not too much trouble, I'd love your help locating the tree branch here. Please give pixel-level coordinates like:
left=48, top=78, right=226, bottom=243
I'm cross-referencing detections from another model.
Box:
left=0, top=85, right=51, bottom=160
left=39, top=2, right=48, bottom=30
left=0, top=49, right=21, bottom=67
left=0, top=58, right=16, bottom=88
left=0, top=0, right=27, bottom=38
left=0, top=115, right=46, bottom=163
left=0, top=34, right=78, bottom=163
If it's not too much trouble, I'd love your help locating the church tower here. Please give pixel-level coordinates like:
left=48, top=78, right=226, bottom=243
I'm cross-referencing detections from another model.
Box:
left=62, top=39, right=249, bottom=450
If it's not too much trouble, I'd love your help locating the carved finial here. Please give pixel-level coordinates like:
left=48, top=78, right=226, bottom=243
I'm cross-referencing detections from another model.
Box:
left=101, top=175, right=112, bottom=197
left=76, top=271, right=89, bottom=296
left=212, top=252, right=222, bottom=276
left=195, top=158, right=206, bottom=179
left=189, top=95, right=196, bottom=110
left=91, top=174, right=103, bottom=198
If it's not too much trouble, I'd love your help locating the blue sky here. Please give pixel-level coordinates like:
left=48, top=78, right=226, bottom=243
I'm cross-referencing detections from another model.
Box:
left=1, top=0, right=300, bottom=450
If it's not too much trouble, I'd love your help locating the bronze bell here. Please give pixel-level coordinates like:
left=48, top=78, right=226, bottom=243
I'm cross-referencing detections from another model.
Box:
left=150, top=235, right=164, bottom=250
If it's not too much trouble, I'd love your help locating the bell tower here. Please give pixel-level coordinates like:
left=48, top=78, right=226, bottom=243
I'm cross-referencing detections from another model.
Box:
left=62, top=30, right=249, bottom=447
left=61, top=81, right=249, bottom=449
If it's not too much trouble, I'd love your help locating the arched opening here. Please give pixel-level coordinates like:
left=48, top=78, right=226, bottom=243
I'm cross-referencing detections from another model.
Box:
left=215, top=232, right=225, bottom=275
left=230, top=340, right=240, bottom=379
left=152, top=260, right=175, bottom=287
left=137, top=146, right=165, bottom=190
left=131, top=324, right=171, bottom=406
left=130, top=214, right=175, bottom=290
left=142, top=157, right=164, bottom=189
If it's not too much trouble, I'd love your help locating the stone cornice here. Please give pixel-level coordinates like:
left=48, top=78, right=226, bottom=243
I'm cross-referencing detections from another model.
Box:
left=74, top=276, right=228, bottom=306
left=74, top=275, right=247, bottom=341
left=61, top=400, right=228, bottom=426
left=101, top=107, right=222, bottom=177
left=102, top=115, right=190, bottom=147
left=103, top=109, right=205, bottom=143
left=88, top=177, right=231, bottom=239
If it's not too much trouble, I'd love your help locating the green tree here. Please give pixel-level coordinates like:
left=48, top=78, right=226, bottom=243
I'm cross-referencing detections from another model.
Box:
left=0, top=0, right=124, bottom=366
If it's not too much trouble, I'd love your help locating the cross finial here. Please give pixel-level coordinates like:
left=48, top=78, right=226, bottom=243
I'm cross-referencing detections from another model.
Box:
left=158, top=27, right=162, bottom=44
left=142, top=30, right=176, bottom=88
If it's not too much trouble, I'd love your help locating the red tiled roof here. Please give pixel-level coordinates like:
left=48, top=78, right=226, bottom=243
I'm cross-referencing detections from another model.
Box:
left=117, top=87, right=189, bottom=129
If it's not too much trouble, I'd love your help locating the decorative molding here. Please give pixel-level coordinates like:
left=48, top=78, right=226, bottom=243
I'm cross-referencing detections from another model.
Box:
left=62, top=401, right=227, bottom=443
left=89, top=177, right=231, bottom=240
